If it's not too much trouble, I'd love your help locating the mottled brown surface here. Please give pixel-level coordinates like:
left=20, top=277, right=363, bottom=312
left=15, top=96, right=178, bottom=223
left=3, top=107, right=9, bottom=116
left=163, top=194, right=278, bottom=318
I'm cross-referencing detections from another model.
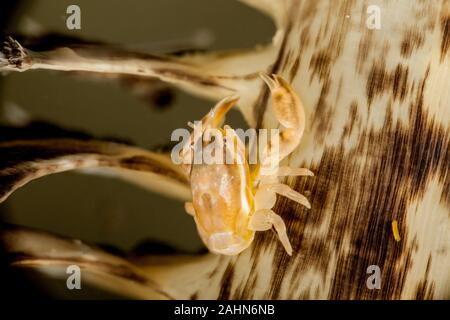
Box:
left=212, top=0, right=450, bottom=300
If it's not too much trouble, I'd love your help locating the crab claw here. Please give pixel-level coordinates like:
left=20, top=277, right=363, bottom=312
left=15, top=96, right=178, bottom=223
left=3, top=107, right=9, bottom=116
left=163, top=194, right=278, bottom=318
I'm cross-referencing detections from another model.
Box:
left=259, top=72, right=304, bottom=130
left=203, top=94, right=240, bottom=128
left=259, top=72, right=307, bottom=163
left=259, top=72, right=279, bottom=90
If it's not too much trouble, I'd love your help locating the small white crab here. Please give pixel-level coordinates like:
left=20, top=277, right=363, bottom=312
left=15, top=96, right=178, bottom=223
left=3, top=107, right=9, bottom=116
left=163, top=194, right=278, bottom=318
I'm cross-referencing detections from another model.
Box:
left=181, top=73, right=313, bottom=256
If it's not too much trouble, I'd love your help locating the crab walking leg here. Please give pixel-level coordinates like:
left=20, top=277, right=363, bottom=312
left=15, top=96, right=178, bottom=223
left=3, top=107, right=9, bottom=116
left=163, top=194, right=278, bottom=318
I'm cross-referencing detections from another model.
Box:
left=249, top=209, right=293, bottom=255
left=262, top=183, right=311, bottom=209
left=254, top=186, right=277, bottom=210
